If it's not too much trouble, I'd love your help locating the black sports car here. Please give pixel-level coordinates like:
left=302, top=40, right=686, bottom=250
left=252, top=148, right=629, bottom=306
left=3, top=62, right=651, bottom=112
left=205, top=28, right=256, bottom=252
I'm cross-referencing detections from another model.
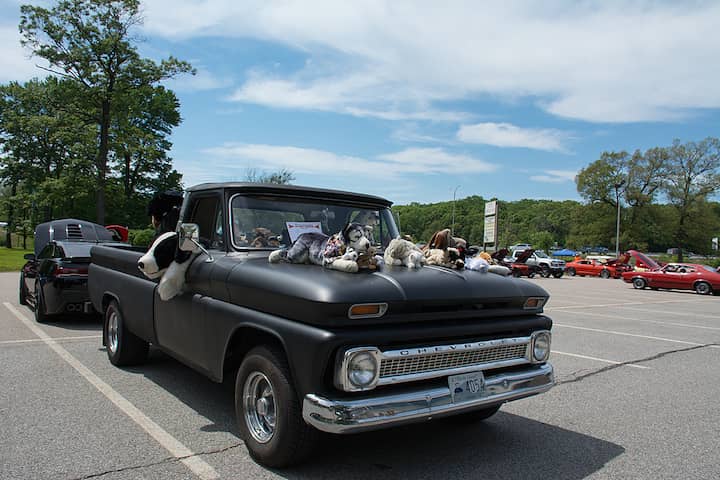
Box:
left=19, top=219, right=127, bottom=322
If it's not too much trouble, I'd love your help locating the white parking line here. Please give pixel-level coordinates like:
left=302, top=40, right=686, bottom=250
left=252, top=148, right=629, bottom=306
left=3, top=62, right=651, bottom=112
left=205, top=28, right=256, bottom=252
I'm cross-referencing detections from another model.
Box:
left=552, top=323, right=706, bottom=346
left=553, top=350, right=650, bottom=369
left=4, top=303, right=219, bottom=480
left=551, top=309, right=720, bottom=331
left=615, top=305, right=720, bottom=322
left=0, top=335, right=102, bottom=345
left=548, top=298, right=704, bottom=310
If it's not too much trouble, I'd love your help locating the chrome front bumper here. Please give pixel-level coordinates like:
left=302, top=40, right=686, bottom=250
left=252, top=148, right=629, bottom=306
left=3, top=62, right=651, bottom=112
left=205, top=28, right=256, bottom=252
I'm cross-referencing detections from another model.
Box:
left=303, top=363, right=554, bottom=434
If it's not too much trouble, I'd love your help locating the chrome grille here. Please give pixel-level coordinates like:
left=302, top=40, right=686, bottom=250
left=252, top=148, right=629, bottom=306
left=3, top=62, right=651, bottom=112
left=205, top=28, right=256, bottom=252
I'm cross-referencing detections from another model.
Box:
left=377, top=337, right=531, bottom=385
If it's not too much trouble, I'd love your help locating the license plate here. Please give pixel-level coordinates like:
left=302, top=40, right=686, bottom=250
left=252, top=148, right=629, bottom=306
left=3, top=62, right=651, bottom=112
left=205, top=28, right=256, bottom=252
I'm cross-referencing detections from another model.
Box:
left=448, top=371, right=485, bottom=403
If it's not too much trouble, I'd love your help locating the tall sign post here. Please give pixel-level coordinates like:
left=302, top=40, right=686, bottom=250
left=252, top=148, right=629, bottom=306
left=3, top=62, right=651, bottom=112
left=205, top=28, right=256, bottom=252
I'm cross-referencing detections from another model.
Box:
left=483, top=200, right=498, bottom=252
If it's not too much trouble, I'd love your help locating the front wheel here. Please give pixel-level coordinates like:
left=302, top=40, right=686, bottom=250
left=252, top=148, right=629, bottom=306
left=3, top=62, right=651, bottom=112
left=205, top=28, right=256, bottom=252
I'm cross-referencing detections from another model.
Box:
left=600, top=269, right=611, bottom=279
left=540, top=266, right=551, bottom=278
left=566, top=267, right=576, bottom=277
left=632, top=278, right=647, bottom=290
left=695, top=282, right=712, bottom=295
left=236, top=346, right=317, bottom=468
left=104, top=300, right=148, bottom=366
left=552, top=271, right=564, bottom=278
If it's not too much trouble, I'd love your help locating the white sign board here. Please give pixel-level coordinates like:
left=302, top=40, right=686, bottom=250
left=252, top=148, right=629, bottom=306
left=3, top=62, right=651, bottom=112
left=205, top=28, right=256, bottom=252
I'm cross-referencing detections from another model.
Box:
left=484, top=201, right=497, bottom=217
left=286, top=222, right=323, bottom=243
left=483, top=215, right=496, bottom=243
left=713, top=237, right=719, bottom=251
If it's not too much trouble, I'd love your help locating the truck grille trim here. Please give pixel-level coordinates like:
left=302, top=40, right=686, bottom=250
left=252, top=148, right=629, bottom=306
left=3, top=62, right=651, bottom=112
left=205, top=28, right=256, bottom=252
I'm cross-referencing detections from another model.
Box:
left=377, top=336, right=531, bottom=386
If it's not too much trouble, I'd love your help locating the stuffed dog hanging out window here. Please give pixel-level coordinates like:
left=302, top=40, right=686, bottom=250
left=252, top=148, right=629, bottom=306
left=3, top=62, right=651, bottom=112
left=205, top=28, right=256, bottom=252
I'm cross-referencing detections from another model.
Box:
left=138, top=231, right=201, bottom=300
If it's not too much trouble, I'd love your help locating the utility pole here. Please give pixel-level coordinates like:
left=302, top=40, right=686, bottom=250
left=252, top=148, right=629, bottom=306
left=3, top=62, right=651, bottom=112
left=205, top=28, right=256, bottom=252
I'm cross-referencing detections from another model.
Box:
left=614, top=181, right=625, bottom=257
left=451, top=185, right=461, bottom=236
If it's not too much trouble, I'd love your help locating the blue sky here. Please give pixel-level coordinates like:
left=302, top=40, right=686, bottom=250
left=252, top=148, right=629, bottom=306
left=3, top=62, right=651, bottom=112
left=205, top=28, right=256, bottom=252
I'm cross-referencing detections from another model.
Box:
left=2, top=1, right=720, bottom=205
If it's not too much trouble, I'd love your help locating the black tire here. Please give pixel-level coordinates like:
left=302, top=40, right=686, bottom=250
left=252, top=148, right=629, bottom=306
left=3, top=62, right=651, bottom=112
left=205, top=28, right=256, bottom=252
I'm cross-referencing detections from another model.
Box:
left=512, top=269, right=522, bottom=278
left=540, top=265, right=551, bottom=278
left=236, top=345, right=318, bottom=468
left=632, top=278, right=647, bottom=290
left=19, top=273, right=28, bottom=305
left=567, top=267, right=576, bottom=277
left=34, top=281, right=48, bottom=323
left=552, top=271, right=564, bottom=278
left=600, top=269, right=611, bottom=279
left=694, top=281, right=712, bottom=295
left=527, top=271, right=536, bottom=278
left=445, top=404, right=502, bottom=423
left=104, top=300, right=149, bottom=366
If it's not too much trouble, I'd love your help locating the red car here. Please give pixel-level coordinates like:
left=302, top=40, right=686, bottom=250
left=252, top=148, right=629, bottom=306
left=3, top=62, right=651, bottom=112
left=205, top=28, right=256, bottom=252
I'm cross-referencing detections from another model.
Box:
left=622, top=263, right=720, bottom=295
left=565, top=258, right=631, bottom=279
left=492, top=248, right=538, bottom=278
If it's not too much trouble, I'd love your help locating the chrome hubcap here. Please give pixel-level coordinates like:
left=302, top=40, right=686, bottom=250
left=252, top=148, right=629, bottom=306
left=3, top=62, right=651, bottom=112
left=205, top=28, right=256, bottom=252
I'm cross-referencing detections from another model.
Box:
left=107, top=310, right=119, bottom=355
left=243, top=372, right=276, bottom=443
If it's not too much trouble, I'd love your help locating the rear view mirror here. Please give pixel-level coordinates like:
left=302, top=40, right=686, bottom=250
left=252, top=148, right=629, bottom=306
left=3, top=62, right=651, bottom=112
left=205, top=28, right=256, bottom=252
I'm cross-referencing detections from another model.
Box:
left=178, top=223, right=200, bottom=252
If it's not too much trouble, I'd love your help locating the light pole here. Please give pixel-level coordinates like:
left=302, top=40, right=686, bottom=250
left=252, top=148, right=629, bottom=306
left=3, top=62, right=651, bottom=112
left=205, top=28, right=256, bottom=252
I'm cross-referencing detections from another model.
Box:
left=451, top=185, right=461, bottom=236
left=614, top=181, right=625, bottom=258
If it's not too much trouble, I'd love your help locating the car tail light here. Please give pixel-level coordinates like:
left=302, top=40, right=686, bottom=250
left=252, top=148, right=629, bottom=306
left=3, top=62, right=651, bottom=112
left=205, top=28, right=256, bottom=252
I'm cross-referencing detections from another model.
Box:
left=54, top=265, right=88, bottom=276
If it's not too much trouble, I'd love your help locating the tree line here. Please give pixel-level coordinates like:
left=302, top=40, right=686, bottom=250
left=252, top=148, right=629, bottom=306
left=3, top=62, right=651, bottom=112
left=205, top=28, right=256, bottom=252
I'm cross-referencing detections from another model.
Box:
left=394, top=138, right=720, bottom=260
left=0, top=0, right=193, bottom=247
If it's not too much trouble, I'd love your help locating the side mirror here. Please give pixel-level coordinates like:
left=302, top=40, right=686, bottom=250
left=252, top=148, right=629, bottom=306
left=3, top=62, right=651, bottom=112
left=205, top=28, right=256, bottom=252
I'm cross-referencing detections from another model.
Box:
left=24, top=253, right=36, bottom=261
left=177, top=223, right=214, bottom=262
left=178, top=223, right=200, bottom=252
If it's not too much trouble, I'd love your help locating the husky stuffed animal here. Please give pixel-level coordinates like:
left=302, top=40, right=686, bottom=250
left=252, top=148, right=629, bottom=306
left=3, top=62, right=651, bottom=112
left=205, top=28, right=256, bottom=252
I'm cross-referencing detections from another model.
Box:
left=268, top=222, right=370, bottom=273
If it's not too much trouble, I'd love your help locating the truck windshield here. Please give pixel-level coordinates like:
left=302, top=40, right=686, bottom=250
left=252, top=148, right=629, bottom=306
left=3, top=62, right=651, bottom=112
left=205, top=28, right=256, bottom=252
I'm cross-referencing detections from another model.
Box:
left=230, top=195, right=399, bottom=251
left=534, top=250, right=549, bottom=258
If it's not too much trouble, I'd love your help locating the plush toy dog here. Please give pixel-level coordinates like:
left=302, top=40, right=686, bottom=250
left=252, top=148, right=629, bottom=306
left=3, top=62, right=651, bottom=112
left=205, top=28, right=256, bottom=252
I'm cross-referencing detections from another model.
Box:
left=423, top=229, right=465, bottom=269
left=384, top=238, right=425, bottom=269
left=268, top=222, right=370, bottom=273
left=357, top=246, right=384, bottom=271
left=138, top=232, right=200, bottom=301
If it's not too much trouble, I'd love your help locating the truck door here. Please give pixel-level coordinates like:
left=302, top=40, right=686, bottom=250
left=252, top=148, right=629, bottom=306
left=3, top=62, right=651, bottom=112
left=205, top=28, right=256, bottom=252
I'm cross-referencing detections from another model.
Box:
left=154, top=193, right=225, bottom=376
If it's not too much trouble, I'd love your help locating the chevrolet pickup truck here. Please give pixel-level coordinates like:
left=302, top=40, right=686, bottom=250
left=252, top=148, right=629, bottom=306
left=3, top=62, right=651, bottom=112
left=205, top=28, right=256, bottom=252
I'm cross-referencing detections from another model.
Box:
left=89, top=182, right=555, bottom=468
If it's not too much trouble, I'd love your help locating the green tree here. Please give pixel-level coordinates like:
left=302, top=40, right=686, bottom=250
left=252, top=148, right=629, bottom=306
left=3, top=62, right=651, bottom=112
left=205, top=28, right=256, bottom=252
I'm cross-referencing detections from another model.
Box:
left=20, top=0, right=194, bottom=224
left=664, top=138, right=720, bottom=261
left=244, top=168, right=296, bottom=185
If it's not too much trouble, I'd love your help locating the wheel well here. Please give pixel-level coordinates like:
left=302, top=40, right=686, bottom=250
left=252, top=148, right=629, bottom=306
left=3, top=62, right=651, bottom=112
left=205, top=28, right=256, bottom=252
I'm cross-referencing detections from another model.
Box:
left=101, top=293, right=119, bottom=313
left=694, top=280, right=711, bottom=289
left=222, top=327, right=287, bottom=383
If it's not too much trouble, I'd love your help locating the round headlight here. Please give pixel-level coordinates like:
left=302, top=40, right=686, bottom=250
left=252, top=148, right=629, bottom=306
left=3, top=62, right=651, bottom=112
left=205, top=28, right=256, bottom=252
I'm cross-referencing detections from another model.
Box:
left=347, top=352, right=378, bottom=388
left=533, top=332, right=551, bottom=362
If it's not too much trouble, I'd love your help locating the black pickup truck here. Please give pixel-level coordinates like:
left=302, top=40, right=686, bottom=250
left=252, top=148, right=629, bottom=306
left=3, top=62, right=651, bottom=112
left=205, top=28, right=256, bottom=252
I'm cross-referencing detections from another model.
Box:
left=89, top=182, right=555, bottom=467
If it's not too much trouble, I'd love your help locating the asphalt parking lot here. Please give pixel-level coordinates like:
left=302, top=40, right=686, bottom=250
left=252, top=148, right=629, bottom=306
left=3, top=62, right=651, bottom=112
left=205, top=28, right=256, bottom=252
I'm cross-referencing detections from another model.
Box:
left=1, top=271, right=718, bottom=480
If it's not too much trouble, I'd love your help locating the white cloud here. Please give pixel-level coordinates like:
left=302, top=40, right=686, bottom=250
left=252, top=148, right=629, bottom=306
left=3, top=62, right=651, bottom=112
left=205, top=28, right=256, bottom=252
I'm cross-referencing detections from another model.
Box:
left=201, top=143, right=496, bottom=179
left=530, top=169, right=578, bottom=183
left=378, top=147, right=497, bottom=174
left=166, top=66, right=232, bottom=92
left=457, top=122, right=568, bottom=152
left=141, top=1, right=720, bottom=123
left=0, top=24, right=45, bottom=83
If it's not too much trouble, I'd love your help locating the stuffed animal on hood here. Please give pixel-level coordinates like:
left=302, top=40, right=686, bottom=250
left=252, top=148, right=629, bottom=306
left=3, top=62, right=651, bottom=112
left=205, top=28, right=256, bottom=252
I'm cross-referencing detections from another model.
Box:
left=423, top=229, right=465, bottom=269
left=138, top=231, right=201, bottom=301
left=357, top=245, right=384, bottom=271
left=268, top=222, right=370, bottom=273
left=384, top=238, right=425, bottom=269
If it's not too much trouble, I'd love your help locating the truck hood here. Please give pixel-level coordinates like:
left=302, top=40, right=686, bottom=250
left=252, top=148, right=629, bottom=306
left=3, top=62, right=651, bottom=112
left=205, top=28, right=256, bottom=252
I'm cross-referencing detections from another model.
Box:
left=222, top=256, right=549, bottom=326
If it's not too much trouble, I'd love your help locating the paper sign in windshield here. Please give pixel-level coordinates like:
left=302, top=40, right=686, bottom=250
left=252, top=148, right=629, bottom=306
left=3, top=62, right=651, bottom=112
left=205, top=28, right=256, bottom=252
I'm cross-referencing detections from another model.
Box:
left=286, top=222, right=323, bottom=243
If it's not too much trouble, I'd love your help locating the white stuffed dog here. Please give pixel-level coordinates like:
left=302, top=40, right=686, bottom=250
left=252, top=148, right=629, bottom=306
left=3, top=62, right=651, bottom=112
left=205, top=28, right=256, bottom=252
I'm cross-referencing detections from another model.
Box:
left=384, top=238, right=425, bottom=269
left=138, top=232, right=200, bottom=301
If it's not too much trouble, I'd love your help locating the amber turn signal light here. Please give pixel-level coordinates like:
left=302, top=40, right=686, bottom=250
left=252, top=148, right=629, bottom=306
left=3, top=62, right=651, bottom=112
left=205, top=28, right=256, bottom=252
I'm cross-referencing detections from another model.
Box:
left=348, top=303, right=388, bottom=319
left=524, top=297, right=546, bottom=309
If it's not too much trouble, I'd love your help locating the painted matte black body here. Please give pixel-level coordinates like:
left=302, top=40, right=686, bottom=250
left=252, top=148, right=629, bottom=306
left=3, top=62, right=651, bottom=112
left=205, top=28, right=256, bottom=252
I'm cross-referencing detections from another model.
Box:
left=89, top=183, right=552, bottom=398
